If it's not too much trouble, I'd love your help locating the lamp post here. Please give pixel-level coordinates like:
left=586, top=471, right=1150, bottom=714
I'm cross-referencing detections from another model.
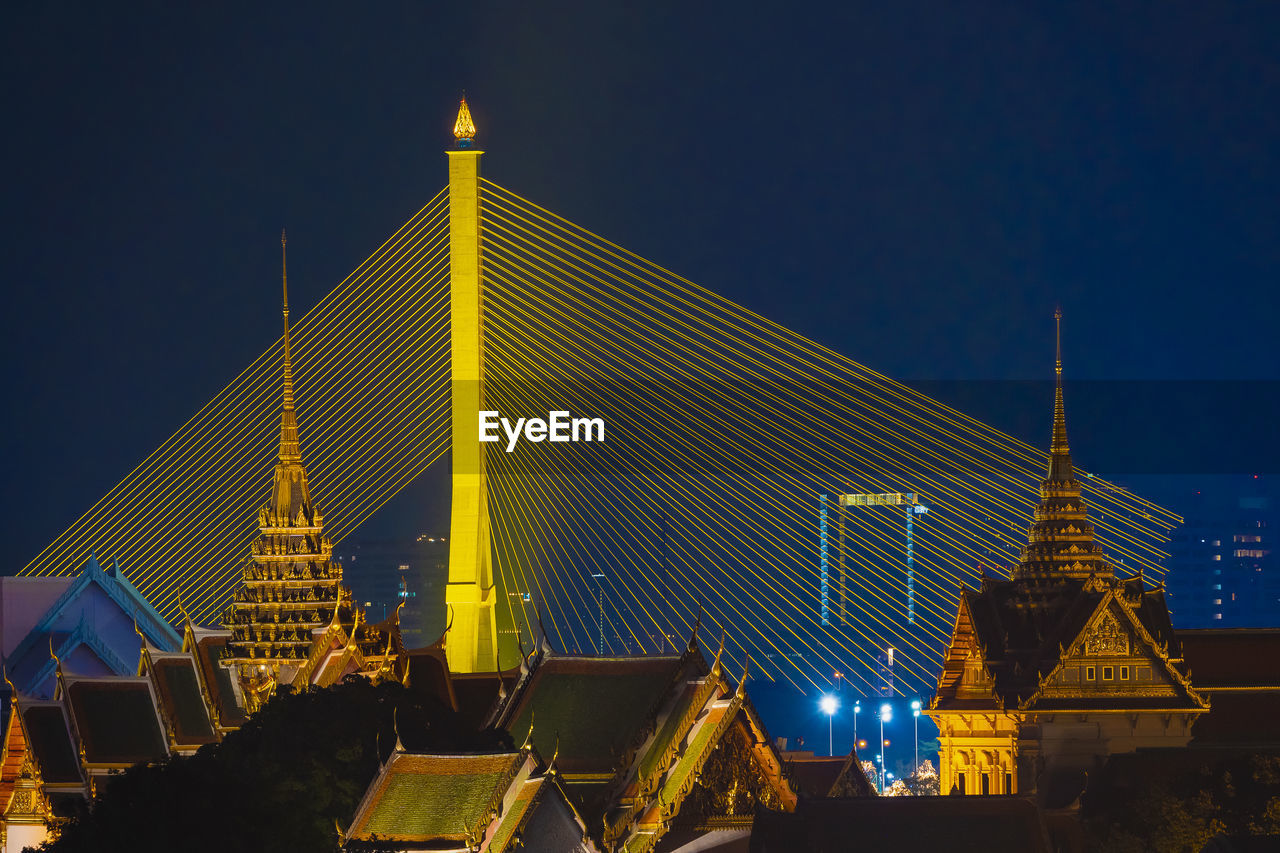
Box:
left=879, top=702, right=892, bottom=792
left=820, top=694, right=839, bottom=756
left=910, top=699, right=922, bottom=778
left=853, top=700, right=860, bottom=748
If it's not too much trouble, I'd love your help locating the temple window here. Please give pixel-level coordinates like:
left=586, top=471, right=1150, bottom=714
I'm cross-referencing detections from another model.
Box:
left=1103, top=666, right=1114, bottom=680
left=1120, top=665, right=1130, bottom=680
left=981, top=773, right=990, bottom=795
left=1086, top=666, right=1096, bottom=681
left=1005, top=771, right=1013, bottom=793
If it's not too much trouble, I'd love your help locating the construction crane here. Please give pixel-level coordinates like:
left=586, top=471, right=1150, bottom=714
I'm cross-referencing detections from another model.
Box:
left=818, top=492, right=930, bottom=627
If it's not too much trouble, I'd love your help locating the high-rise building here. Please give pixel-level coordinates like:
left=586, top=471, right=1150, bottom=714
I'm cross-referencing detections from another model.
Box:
left=1165, top=476, right=1275, bottom=628
left=337, top=535, right=450, bottom=648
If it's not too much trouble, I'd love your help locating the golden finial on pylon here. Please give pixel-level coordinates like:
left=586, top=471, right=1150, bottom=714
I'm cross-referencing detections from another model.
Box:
left=453, top=95, right=476, bottom=147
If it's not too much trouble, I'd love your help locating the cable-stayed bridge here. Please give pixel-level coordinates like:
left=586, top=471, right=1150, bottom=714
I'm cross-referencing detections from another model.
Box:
left=19, top=111, right=1180, bottom=695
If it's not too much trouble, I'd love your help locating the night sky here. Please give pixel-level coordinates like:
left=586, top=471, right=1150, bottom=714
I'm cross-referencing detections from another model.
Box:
left=4, top=2, right=1279, bottom=565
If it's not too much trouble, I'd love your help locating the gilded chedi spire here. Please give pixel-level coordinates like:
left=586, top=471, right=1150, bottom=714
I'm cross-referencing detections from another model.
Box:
left=272, top=229, right=310, bottom=526
left=1012, top=310, right=1113, bottom=581
left=222, top=233, right=345, bottom=679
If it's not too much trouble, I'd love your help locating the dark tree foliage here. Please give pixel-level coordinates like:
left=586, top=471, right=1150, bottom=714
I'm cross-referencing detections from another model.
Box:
left=1082, top=751, right=1280, bottom=853
left=34, top=678, right=511, bottom=853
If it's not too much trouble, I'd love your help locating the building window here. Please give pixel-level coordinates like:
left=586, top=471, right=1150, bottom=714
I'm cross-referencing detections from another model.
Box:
left=1235, top=549, right=1267, bottom=558
left=1005, top=772, right=1013, bottom=794
left=982, top=774, right=990, bottom=795
left=1213, top=555, right=1222, bottom=561
left=1103, top=666, right=1114, bottom=680
left=1087, top=666, right=1096, bottom=681
left=1214, top=614, right=1223, bottom=620
left=1120, top=665, right=1130, bottom=680
left=1234, top=535, right=1262, bottom=543
left=1213, top=599, right=1222, bottom=605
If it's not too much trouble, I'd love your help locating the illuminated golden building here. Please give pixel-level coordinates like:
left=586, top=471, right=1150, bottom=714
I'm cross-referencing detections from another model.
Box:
left=926, top=313, right=1208, bottom=802
left=220, top=233, right=404, bottom=709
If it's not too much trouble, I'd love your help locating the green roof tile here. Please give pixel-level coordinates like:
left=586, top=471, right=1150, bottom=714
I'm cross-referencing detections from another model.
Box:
left=488, top=777, right=543, bottom=853
left=354, top=753, right=521, bottom=842
left=637, top=682, right=700, bottom=783
left=509, top=658, right=679, bottom=774
left=660, top=709, right=722, bottom=802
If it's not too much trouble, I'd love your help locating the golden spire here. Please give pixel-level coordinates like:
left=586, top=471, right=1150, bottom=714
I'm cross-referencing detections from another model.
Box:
left=1011, top=309, right=1111, bottom=581
left=1048, top=308, right=1072, bottom=482
left=453, top=95, right=476, bottom=148
left=279, top=230, right=301, bottom=462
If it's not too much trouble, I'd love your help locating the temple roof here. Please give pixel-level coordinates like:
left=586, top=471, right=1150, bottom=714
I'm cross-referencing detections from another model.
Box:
left=3, top=555, right=181, bottom=697
left=346, top=751, right=526, bottom=847
left=0, top=703, right=29, bottom=807
left=934, top=574, right=1194, bottom=711
left=783, top=749, right=876, bottom=798
left=64, top=678, right=167, bottom=766
left=19, top=704, right=81, bottom=786
left=148, top=654, right=217, bottom=747
left=1178, top=628, right=1280, bottom=745
left=189, top=629, right=246, bottom=729
left=503, top=654, right=692, bottom=776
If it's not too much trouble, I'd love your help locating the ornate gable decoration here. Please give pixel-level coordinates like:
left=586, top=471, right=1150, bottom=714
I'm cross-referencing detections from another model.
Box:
left=1084, top=610, right=1129, bottom=656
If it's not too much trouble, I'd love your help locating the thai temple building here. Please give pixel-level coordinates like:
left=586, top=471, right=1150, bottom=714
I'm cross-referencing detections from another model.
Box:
left=926, top=314, right=1210, bottom=803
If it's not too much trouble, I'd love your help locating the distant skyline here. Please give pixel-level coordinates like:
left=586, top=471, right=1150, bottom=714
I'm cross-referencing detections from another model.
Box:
left=4, top=2, right=1278, bottom=565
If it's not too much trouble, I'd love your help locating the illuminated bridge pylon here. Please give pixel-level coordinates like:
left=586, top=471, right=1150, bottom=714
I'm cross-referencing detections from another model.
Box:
left=18, top=102, right=1183, bottom=694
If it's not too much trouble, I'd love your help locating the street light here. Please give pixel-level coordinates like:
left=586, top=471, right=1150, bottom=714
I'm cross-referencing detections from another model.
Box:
left=911, top=699, right=922, bottom=777
left=879, top=702, right=892, bottom=792
left=853, top=700, right=861, bottom=748
left=820, top=694, right=839, bottom=756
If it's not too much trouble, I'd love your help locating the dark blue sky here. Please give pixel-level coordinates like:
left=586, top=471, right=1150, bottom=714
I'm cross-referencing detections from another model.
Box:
left=4, top=2, right=1278, bottom=563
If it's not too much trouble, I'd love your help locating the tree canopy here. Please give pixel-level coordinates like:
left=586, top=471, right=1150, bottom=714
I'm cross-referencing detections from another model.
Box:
left=34, top=678, right=511, bottom=853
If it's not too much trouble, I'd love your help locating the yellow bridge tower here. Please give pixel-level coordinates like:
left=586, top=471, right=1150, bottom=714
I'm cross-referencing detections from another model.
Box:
left=444, top=97, right=499, bottom=673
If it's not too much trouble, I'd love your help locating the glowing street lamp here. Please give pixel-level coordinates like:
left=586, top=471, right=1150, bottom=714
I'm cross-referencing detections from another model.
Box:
left=820, top=694, right=839, bottom=756
left=879, top=702, right=892, bottom=792
left=911, top=699, right=922, bottom=776
left=853, top=700, right=861, bottom=747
